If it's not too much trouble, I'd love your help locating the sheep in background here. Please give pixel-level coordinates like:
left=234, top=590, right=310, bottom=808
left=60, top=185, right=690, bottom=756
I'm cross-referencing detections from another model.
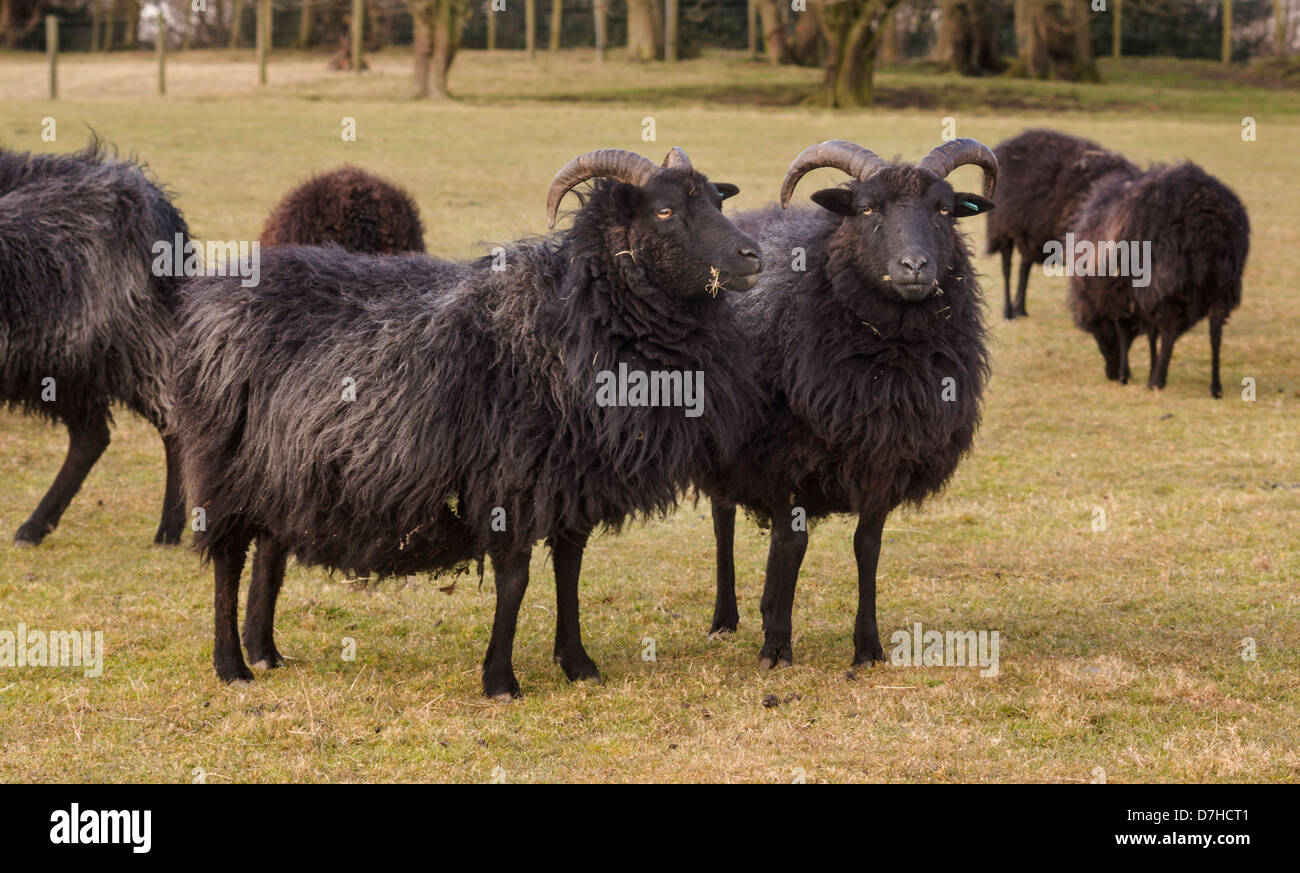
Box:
left=172, top=148, right=762, bottom=698
left=1067, top=162, right=1249, bottom=397
left=986, top=129, right=1137, bottom=320
left=259, top=165, right=425, bottom=254
left=0, top=138, right=188, bottom=546
left=701, top=139, right=996, bottom=669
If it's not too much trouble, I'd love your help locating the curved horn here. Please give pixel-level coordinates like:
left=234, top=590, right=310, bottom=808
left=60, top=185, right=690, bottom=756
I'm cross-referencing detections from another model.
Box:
left=917, top=138, right=999, bottom=198
left=546, top=149, right=662, bottom=228
left=780, top=140, right=889, bottom=208
left=661, top=147, right=693, bottom=171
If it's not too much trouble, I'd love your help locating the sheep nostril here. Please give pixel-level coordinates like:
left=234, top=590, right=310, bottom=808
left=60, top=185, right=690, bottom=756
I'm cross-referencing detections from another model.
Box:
left=739, top=245, right=760, bottom=261
left=899, top=253, right=928, bottom=273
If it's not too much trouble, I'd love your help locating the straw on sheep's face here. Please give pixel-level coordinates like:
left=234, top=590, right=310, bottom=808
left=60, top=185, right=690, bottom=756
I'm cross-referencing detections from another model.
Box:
left=613, top=169, right=762, bottom=298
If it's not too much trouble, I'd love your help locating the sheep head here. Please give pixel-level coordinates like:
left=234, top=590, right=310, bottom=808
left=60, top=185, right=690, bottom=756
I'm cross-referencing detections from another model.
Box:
left=548, top=147, right=762, bottom=297
left=782, top=139, right=998, bottom=303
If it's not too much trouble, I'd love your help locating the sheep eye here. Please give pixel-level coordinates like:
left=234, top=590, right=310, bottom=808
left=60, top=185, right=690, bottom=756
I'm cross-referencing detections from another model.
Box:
left=939, top=205, right=951, bottom=215
left=861, top=207, right=873, bottom=215
left=656, top=207, right=674, bottom=219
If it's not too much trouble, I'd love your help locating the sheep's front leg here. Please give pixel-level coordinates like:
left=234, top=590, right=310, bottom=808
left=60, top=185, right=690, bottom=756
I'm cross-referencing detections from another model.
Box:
left=14, top=413, right=111, bottom=546
left=709, top=503, right=740, bottom=635
left=551, top=529, right=601, bottom=684
left=153, top=432, right=185, bottom=546
left=483, top=546, right=532, bottom=701
left=213, top=534, right=254, bottom=683
left=852, top=509, right=889, bottom=666
left=1209, top=311, right=1225, bottom=399
left=758, top=518, right=807, bottom=669
left=243, top=535, right=288, bottom=669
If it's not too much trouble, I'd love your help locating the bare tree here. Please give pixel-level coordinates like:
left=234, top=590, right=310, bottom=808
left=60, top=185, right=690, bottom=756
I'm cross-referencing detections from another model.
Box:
left=626, top=0, right=662, bottom=60
left=411, top=0, right=467, bottom=98
left=936, top=0, right=1003, bottom=74
left=1011, top=0, right=1097, bottom=81
left=813, top=0, right=904, bottom=106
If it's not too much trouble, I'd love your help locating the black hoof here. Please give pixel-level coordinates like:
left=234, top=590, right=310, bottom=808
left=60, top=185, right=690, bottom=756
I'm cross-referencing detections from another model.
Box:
left=215, top=656, right=255, bottom=684
left=853, top=643, right=887, bottom=667
left=245, top=645, right=285, bottom=670
left=154, top=527, right=182, bottom=546
left=708, top=614, right=739, bottom=637
left=758, top=641, right=793, bottom=670
left=1014, top=307, right=1027, bottom=318
left=555, top=647, right=602, bottom=684
left=14, top=522, right=48, bottom=546
left=483, top=669, right=521, bottom=702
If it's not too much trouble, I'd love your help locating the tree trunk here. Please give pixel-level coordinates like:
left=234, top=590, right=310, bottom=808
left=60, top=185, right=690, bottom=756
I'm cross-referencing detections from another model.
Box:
left=1222, top=0, right=1232, bottom=63
left=937, top=0, right=1002, bottom=75
left=755, top=0, right=790, bottom=64
left=298, top=0, right=314, bottom=47
left=1012, top=0, right=1096, bottom=81
left=123, top=0, right=140, bottom=47
left=625, top=0, right=662, bottom=60
left=878, top=4, right=904, bottom=65
left=411, top=0, right=460, bottom=98
left=550, top=0, right=562, bottom=51
left=815, top=0, right=898, bottom=107
left=1275, top=0, right=1286, bottom=57
left=230, top=0, right=245, bottom=48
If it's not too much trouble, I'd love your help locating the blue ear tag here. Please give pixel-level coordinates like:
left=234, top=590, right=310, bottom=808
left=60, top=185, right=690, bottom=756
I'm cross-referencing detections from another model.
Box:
left=960, top=199, right=979, bottom=212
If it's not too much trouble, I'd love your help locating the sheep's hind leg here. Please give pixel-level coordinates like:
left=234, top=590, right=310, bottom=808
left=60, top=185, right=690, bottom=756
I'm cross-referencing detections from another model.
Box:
left=551, top=529, right=600, bottom=684
left=243, top=535, right=288, bottom=669
left=709, top=503, right=740, bottom=635
left=758, top=519, right=808, bottom=669
left=1146, top=330, right=1159, bottom=388
left=851, top=509, right=889, bottom=667
left=1000, top=248, right=1015, bottom=320
left=213, top=534, right=255, bottom=683
left=1153, top=327, right=1178, bottom=392
left=1209, top=312, right=1225, bottom=399
left=1114, top=319, right=1132, bottom=385
left=483, top=546, right=531, bottom=701
left=1012, top=253, right=1031, bottom=318
left=153, top=433, right=185, bottom=545
left=15, top=412, right=111, bottom=546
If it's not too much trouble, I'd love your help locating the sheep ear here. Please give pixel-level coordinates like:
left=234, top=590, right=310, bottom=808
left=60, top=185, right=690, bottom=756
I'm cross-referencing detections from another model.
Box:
left=952, top=193, right=994, bottom=218
left=714, top=183, right=740, bottom=201
left=610, top=182, right=644, bottom=219
left=810, top=188, right=856, bottom=216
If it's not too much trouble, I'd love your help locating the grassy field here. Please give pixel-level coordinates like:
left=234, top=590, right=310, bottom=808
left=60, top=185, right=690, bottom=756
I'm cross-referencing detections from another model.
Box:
left=0, top=50, right=1297, bottom=783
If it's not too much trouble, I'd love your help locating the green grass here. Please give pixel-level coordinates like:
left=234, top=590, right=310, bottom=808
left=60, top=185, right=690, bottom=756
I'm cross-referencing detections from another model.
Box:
left=0, top=50, right=1297, bottom=782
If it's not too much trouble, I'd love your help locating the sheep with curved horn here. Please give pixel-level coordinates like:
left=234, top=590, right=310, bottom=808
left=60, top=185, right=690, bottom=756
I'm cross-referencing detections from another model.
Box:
left=699, top=138, right=997, bottom=669
left=172, top=147, right=763, bottom=699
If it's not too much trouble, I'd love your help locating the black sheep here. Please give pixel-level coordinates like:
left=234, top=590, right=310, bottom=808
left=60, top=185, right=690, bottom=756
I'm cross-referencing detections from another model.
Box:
left=1067, top=162, right=1249, bottom=397
left=171, top=148, right=763, bottom=699
left=260, top=164, right=426, bottom=254
left=699, top=139, right=996, bottom=669
left=986, top=129, right=1136, bottom=319
left=1, top=138, right=188, bottom=546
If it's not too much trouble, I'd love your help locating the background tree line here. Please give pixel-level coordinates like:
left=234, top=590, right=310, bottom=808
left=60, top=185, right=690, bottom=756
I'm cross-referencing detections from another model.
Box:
left=4, top=0, right=1291, bottom=104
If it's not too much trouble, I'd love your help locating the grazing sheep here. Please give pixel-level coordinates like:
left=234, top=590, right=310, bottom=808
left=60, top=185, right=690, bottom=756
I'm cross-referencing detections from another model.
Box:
left=1, top=138, right=188, bottom=546
left=172, top=148, right=762, bottom=698
left=986, top=129, right=1137, bottom=320
left=259, top=165, right=425, bottom=254
left=1066, top=162, right=1249, bottom=398
left=699, top=139, right=996, bottom=669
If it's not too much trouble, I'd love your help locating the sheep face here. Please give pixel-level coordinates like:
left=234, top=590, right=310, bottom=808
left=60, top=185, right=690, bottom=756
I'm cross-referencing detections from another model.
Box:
left=812, top=168, right=993, bottom=305
left=610, top=169, right=762, bottom=297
